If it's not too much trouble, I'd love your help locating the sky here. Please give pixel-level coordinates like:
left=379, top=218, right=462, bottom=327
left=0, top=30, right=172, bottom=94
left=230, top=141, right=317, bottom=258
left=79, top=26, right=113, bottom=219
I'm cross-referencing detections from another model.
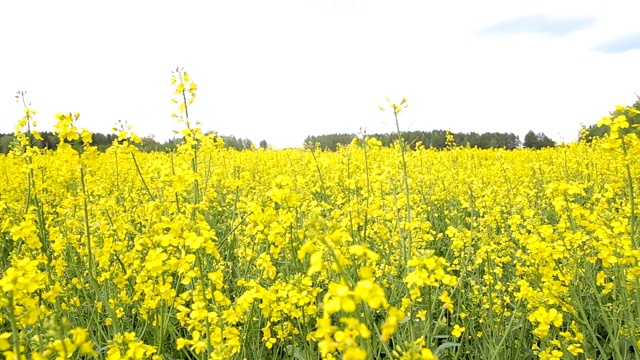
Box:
left=2, top=1, right=640, bottom=148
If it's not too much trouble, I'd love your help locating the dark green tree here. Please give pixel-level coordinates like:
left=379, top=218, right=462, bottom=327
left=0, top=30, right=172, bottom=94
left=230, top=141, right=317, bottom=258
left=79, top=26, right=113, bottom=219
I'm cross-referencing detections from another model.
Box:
left=241, top=138, right=253, bottom=150
left=0, top=135, right=15, bottom=154
left=91, top=133, right=110, bottom=150
left=158, top=137, right=182, bottom=152
left=304, top=130, right=521, bottom=151
left=524, top=131, right=555, bottom=149
left=536, top=133, right=555, bottom=148
left=523, top=131, right=538, bottom=149
left=580, top=96, right=640, bottom=142
left=304, top=133, right=356, bottom=151
left=142, top=135, right=160, bottom=152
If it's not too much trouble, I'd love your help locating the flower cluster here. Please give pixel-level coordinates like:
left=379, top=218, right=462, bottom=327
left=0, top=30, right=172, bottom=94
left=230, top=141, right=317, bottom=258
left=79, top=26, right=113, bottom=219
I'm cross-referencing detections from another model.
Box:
left=2, top=75, right=640, bottom=360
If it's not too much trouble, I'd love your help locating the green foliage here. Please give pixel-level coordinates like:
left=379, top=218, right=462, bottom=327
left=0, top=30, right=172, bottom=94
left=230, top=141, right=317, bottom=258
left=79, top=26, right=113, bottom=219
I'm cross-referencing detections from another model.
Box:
left=0, top=134, right=15, bottom=153
left=523, top=130, right=555, bottom=149
left=305, top=133, right=357, bottom=151
left=0, top=131, right=119, bottom=154
left=141, top=135, right=160, bottom=152
left=305, top=130, right=522, bottom=151
left=0, top=132, right=264, bottom=153
left=581, top=95, right=640, bottom=142
left=219, top=135, right=254, bottom=151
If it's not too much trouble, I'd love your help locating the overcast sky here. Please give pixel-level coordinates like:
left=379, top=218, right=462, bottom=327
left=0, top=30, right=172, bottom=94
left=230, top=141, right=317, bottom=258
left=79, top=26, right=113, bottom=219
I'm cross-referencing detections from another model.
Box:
left=2, top=1, right=640, bottom=148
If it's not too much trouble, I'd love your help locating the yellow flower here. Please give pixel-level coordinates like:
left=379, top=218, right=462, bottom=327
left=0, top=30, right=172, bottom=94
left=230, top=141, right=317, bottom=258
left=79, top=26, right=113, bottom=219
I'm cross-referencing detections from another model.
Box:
left=343, top=347, right=367, bottom=360
left=567, top=343, right=584, bottom=356
left=380, top=307, right=405, bottom=342
left=451, top=324, right=465, bottom=338
left=421, top=348, right=437, bottom=360
left=0, top=333, right=10, bottom=351
left=81, top=128, right=93, bottom=144
left=438, top=290, right=454, bottom=313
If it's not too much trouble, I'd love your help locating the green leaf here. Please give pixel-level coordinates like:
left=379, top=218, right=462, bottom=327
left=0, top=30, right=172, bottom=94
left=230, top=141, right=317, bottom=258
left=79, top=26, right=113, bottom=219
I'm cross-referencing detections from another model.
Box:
left=285, top=345, right=306, bottom=360
left=434, top=341, right=460, bottom=357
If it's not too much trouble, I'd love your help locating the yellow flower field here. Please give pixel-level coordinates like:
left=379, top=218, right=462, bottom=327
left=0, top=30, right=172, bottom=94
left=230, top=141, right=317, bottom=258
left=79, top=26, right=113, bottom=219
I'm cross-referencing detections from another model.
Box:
left=2, top=71, right=640, bottom=359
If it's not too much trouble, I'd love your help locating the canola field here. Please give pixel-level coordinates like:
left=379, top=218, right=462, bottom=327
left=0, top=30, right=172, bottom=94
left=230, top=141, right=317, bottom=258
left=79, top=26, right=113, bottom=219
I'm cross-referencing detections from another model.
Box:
left=2, top=73, right=640, bottom=360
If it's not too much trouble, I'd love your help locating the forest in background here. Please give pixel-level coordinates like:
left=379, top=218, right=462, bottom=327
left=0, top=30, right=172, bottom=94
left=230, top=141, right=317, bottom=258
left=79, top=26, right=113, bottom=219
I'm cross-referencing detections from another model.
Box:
left=1, top=94, right=638, bottom=153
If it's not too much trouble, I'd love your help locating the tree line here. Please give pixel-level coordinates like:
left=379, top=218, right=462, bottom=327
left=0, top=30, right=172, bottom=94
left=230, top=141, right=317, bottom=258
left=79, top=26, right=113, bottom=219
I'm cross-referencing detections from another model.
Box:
left=7, top=98, right=638, bottom=155
left=303, top=94, right=640, bottom=151
left=0, top=132, right=268, bottom=154
left=0, top=128, right=559, bottom=154
left=305, top=130, right=556, bottom=151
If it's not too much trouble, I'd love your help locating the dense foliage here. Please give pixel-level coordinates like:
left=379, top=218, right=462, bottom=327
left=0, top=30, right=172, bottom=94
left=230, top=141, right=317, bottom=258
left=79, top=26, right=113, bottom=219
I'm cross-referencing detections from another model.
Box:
left=305, top=130, right=527, bottom=151
left=581, top=95, right=640, bottom=142
left=0, top=132, right=262, bottom=154
left=523, top=131, right=555, bottom=149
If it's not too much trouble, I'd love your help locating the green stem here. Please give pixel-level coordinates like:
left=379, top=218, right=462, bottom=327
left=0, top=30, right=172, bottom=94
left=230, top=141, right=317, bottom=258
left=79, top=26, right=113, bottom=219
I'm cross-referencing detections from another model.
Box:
left=572, top=286, right=607, bottom=357
left=309, top=148, right=328, bottom=203
left=195, top=252, right=214, bottom=356
left=363, top=305, right=394, bottom=358
left=81, top=161, right=121, bottom=334
left=191, top=151, right=200, bottom=219
left=394, top=111, right=412, bottom=263
left=490, top=300, right=520, bottom=360
left=114, top=150, right=121, bottom=197
left=23, top=156, right=33, bottom=214
left=131, top=152, right=156, bottom=201
left=622, top=140, right=637, bottom=247
left=170, top=154, right=181, bottom=214
left=362, top=138, right=371, bottom=242
left=8, top=294, right=21, bottom=360
left=80, top=166, right=94, bottom=273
